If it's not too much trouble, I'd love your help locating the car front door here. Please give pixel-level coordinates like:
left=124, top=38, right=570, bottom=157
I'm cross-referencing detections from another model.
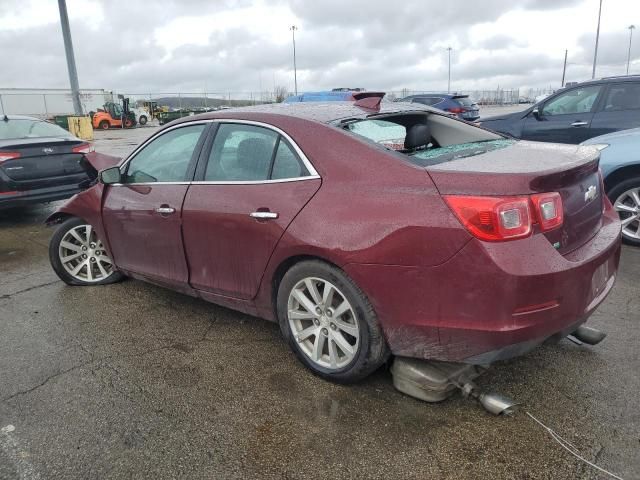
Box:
left=589, top=81, right=640, bottom=139
left=521, top=85, right=604, bottom=143
left=102, top=123, right=208, bottom=287
left=182, top=121, right=321, bottom=299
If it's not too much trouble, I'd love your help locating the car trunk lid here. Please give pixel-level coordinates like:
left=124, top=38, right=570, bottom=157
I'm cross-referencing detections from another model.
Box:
left=0, top=137, right=89, bottom=190
left=426, top=141, right=603, bottom=254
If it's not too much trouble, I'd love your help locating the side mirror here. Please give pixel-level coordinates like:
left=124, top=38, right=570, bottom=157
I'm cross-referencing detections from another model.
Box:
left=532, top=106, right=542, bottom=120
left=99, top=166, right=122, bottom=185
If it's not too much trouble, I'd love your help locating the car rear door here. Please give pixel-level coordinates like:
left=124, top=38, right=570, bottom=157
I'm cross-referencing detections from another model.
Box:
left=102, top=123, right=208, bottom=288
left=521, top=84, right=604, bottom=143
left=589, top=81, right=640, bottom=139
left=181, top=121, right=321, bottom=300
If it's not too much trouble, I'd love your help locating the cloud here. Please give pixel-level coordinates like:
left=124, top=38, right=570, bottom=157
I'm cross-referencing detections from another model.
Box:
left=0, top=0, right=636, bottom=96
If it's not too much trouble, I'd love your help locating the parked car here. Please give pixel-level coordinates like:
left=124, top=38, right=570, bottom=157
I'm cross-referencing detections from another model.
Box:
left=47, top=99, right=621, bottom=384
left=0, top=115, right=97, bottom=209
left=284, top=90, right=381, bottom=103
left=480, top=75, right=640, bottom=144
left=582, top=127, right=640, bottom=246
left=396, top=94, right=480, bottom=121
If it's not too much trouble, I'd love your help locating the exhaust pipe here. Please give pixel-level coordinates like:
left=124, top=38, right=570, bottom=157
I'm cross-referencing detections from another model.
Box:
left=571, top=326, right=606, bottom=346
left=460, top=382, right=518, bottom=416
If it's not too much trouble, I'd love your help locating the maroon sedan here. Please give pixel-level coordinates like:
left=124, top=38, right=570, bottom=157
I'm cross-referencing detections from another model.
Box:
left=47, top=98, right=621, bottom=383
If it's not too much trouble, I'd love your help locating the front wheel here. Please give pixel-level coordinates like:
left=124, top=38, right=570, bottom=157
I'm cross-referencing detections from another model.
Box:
left=277, top=260, right=389, bottom=383
left=138, top=115, right=148, bottom=125
left=609, top=177, right=640, bottom=246
left=49, top=217, right=124, bottom=286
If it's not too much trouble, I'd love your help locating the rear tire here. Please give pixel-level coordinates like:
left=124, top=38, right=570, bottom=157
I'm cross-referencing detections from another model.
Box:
left=277, top=260, right=389, bottom=383
left=608, top=176, right=640, bottom=246
left=49, top=217, right=124, bottom=286
left=98, top=120, right=109, bottom=130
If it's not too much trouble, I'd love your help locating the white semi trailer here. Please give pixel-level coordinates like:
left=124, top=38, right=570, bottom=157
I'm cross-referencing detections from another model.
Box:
left=0, top=88, right=113, bottom=118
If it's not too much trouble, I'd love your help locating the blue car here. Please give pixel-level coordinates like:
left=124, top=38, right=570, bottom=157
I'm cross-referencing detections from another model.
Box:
left=582, top=128, right=640, bottom=245
left=396, top=94, right=480, bottom=121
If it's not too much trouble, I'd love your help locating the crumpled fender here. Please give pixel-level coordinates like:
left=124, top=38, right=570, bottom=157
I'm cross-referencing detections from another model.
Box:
left=44, top=184, right=113, bottom=258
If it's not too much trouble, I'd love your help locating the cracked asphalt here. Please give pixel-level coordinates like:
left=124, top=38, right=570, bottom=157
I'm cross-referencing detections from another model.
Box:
left=0, top=126, right=639, bottom=480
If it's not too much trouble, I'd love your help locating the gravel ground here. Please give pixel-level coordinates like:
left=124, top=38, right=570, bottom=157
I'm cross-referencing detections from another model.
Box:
left=0, top=122, right=638, bottom=480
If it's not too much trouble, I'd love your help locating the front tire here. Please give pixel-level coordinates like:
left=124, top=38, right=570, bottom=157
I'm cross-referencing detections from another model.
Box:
left=608, top=176, right=640, bottom=246
left=277, top=260, right=389, bottom=383
left=138, top=115, right=148, bottom=125
left=49, top=217, right=124, bottom=286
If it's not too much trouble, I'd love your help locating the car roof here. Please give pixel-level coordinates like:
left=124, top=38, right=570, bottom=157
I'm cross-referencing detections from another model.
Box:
left=567, top=74, right=640, bottom=87
left=175, top=101, right=437, bottom=125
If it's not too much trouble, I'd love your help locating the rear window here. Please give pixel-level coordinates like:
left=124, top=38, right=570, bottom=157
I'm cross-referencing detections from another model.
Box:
left=347, top=120, right=406, bottom=150
left=410, top=139, right=515, bottom=166
left=0, top=119, right=71, bottom=140
left=453, top=96, right=475, bottom=107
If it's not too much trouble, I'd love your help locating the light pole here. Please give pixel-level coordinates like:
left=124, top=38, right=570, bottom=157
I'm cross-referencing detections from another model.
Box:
left=290, top=25, right=298, bottom=96
left=447, top=47, right=452, bottom=93
left=592, top=0, right=603, bottom=79
left=57, top=0, right=82, bottom=115
left=627, top=25, right=636, bottom=75
left=561, top=49, right=568, bottom=87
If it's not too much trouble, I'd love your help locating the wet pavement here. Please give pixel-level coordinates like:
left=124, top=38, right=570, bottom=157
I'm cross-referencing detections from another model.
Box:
left=0, top=127, right=639, bottom=479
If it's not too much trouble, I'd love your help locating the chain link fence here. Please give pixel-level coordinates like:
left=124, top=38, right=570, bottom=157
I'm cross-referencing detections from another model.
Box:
left=0, top=87, right=561, bottom=119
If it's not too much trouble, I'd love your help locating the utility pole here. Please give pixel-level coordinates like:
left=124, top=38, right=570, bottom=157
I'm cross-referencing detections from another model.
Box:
left=561, top=49, right=568, bottom=87
left=627, top=25, right=636, bottom=75
left=57, top=0, right=82, bottom=115
left=290, top=25, right=298, bottom=96
left=447, top=47, right=452, bottom=93
left=592, top=0, right=603, bottom=79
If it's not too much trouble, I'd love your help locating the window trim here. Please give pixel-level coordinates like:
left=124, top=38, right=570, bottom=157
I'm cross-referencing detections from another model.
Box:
left=114, top=119, right=319, bottom=186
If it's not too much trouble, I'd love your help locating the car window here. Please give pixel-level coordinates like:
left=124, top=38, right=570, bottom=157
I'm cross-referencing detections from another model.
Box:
left=542, top=86, right=602, bottom=116
left=205, top=124, right=279, bottom=181
left=603, top=83, right=640, bottom=111
left=453, top=97, right=475, bottom=107
left=347, top=120, right=407, bottom=150
left=413, top=97, right=442, bottom=106
left=271, top=140, right=309, bottom=179
left=123, top=124, right=205, bottom=183
left=0, top=119, right=71, bottom=140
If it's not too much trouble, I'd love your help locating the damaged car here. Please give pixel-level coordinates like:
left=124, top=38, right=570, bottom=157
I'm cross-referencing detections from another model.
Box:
left=46, top=95, right=621, bottom=386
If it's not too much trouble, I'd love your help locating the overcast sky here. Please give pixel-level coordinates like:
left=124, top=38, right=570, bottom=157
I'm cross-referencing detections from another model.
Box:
left=1, top=0, right=639, bottom=96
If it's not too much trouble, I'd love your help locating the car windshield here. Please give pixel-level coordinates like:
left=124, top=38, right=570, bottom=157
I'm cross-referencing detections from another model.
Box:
left=453, top=96, right=475, bottom=107
left=0, top=119, right=71, bottom=140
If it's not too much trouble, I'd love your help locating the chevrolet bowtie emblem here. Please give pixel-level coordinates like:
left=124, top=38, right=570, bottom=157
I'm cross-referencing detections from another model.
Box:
left=584, top=185, right=597, bottom=202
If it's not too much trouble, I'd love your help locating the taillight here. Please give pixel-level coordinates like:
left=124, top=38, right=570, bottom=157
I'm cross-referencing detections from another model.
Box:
left=0, top=151, right=21, bottom=163
left=446, top=107, right=465, bottom=114
left=72, top=143, right=95, bottom=154
left=530, top=192, right=563, bottom=231
left=444, top=195, right=532, bottom=241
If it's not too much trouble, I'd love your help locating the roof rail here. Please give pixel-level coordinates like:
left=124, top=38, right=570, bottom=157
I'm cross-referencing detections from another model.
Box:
left=601, top=74, right=640, bottom=80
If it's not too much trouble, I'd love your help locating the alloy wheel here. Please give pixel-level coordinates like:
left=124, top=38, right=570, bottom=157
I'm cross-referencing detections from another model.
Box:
left=287, top=277, right=360, bottom=370
left=614, top=187, right=640, bottom=241
left=58, top=224, right=115, bottom=283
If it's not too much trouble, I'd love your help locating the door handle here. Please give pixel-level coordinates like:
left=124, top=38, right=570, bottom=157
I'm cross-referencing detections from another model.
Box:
left=250, top=211, right=278, bottom=220
left=155, top=206, right=176, bottom=215
left=571, top=121, right=589, bottom=127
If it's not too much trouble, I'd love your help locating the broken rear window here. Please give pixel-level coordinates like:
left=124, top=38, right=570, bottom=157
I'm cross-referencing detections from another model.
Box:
left=409, top=139, right=515, bottom=166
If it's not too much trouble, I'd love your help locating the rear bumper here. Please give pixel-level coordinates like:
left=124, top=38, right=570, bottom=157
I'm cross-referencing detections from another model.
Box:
left=344, top=206, right=622, bottom=364
left=0, top=184, right=83, bottom=210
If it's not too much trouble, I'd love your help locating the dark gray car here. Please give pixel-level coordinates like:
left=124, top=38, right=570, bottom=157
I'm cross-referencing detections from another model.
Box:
left=480, top=76, right=640, bottom=144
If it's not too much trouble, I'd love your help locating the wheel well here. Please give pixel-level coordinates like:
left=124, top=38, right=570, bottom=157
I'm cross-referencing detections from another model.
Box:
left=45, top=212, right=74, bottom=226
left=604, top=164, right=640, bottom=193
left=270, top=254, right=340, bottom=318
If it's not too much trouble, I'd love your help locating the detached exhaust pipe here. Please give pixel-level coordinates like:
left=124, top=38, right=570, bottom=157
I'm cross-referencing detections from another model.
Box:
left=391, top=358, right=518, bottom=415
left=570, top=326, right=607, bottom=345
